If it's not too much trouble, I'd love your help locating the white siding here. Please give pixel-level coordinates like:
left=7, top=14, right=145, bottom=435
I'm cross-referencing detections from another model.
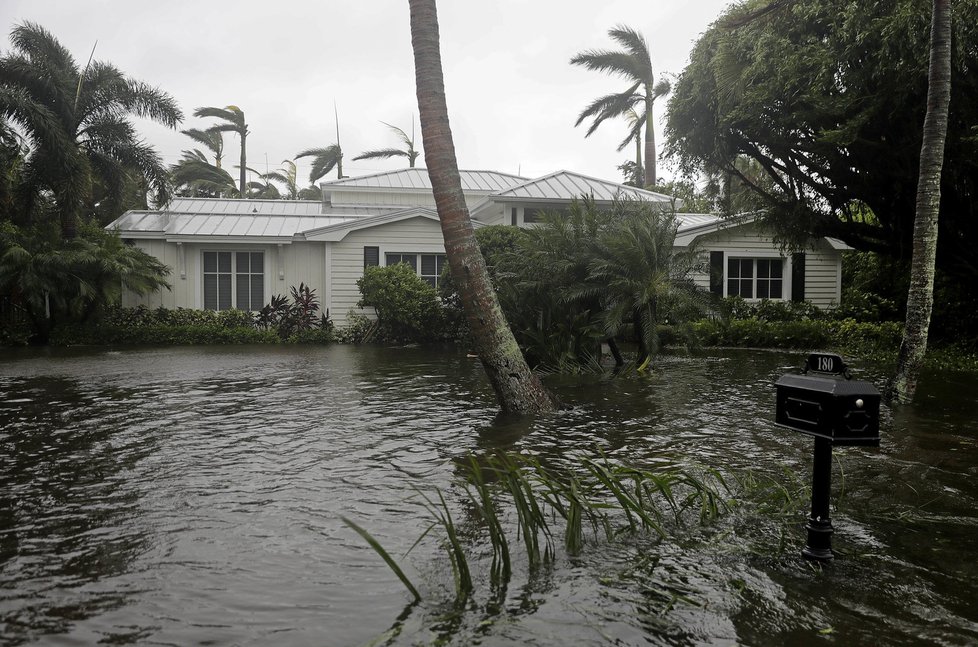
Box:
left=687, top=223, right=842, bottom=308
left=122, top=241, right=326, bottom=311
left=328, top=216, right=447, bottom=325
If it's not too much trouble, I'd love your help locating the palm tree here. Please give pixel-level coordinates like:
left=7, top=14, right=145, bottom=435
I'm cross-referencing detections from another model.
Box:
left=408, top=0, right=556, bottom=414
left=180, top=127, right=224, bottom=168
left=353, top=121, right=421, bottom=167
left=571, top=25, right=670, bottom=188
left=0, top=21, right=182, bottom=237
left=295, top=144, right=343, bottom=183
left=891, top=0, right=952, bottom=403
left=170, top=150, right=238, bottom=198
left=193, top=105, right=247, bottom=196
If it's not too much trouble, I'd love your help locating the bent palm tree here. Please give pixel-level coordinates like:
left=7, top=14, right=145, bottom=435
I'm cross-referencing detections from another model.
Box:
left=295, top=144, right=343, bottom=183
left=170, top=149, right=237, bottom=197
left=571, top=25, right=670, bottom=188
left=0, top=21, right=182, bottom=237
left=408, top=0, right=556, bottom=414
left=353, top=121, right=421, bottom=167
left=193, top=105, right=247, bottom=196
left=180, top=127, right=224, bottom=168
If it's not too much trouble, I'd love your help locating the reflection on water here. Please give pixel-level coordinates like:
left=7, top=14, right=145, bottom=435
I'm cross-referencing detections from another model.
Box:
left=0, top=345, right=976, bottom=646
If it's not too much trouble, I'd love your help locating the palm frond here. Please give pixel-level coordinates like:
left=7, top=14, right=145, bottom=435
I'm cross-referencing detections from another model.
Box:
left=352, top=148, right=408, bottom=162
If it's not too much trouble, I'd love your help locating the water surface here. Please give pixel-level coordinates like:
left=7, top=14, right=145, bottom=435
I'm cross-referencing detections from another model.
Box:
left=1, top=345, right=976, bottom=645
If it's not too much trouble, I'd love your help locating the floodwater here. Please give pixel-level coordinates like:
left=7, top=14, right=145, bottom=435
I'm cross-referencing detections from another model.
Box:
left=0, top=345, right=976, bottom=646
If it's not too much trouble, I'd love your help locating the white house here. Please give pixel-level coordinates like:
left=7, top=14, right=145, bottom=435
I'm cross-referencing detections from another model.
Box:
left=108, top=168, right=847, bottom=325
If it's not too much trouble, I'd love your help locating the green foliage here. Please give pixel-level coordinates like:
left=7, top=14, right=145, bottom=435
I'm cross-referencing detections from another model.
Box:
left=664, top=0, right=978, bottom=289
left=0, top=22, right=182, bottom=234
left=254, top=283, right=333, bottom=341
left=0, top=221, right=171, bottom=342
left=357, top=264, right=445, bottom=343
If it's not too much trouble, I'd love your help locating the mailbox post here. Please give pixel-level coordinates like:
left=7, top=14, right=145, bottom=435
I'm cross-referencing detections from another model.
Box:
left=775, top=353, right=880, bottom=562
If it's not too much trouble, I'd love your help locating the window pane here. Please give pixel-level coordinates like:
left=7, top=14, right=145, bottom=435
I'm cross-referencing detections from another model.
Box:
left=758, top=259, right=770, bottom=279
left=204, top=274, right=217, bottom=310
left=757, top=281, right=769, bottom=299
left=740, top=259, right=753, bottom=278
left=771, top=259, right=783, bottom=279
left=728, top=258, right=739, bottom=279
left=251, top=278, right=264, bottom=309
left=422, top=276, right=436, bottom=288
left=437, top=255, right=446, bottom=274
left=364, top=246, right=380, bottom=267
left=204, top=251, right=217, bottom=273
left=727, top=279, right=739, bottom=296
left=524, top=208, right=540, bottom=223
left=236, top=274, right=249, bottom=309
left=218, top=274, right=231, bottom=310
left=385, top=253, right=400, bottom=266
left=218, top=252, right=232, bottom=273
left=770, top=280, right=783, bottom=299
left=421, top=254, right=436, bottom=276
left=739, top=279, right=753, bottom=299
left=236, top=252, right=250, bottom=273
left=251, top=252, right=263, bottom=273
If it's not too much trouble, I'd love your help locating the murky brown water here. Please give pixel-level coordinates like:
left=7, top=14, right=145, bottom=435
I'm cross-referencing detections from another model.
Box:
left=1, top=345, right=976, bottom=645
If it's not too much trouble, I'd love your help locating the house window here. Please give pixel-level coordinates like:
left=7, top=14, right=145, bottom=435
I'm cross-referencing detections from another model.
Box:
left=727, top=257, right=783, bottom=299
left=385, top=253, right=448, bottom=288
left=523, top=207, right=542, bottom=223
left=203, top=251, right=264, bottom=311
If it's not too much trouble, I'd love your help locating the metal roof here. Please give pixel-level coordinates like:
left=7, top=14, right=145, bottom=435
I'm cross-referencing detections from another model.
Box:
left=111, top=210, right=356, bottom=241
left=675, top=213, right=721, bottom=232
left=320, top=168, right=529, bottom=193
left=489, top=170, right=679, bottom=204
left=165, top=198, right=326, bottom=216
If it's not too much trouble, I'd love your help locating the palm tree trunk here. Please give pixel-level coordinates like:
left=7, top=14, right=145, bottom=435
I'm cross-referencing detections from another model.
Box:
left=890, top=0, right=951, bottom=403
left=643, top=91, right=656, bottom=188
left=239, top=129, right=248, bottom=198
left=408, top=0, right=557, bottom=414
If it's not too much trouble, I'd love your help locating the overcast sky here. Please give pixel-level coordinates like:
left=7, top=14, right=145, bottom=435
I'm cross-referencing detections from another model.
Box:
left=1, top=0, right=733, bottom=188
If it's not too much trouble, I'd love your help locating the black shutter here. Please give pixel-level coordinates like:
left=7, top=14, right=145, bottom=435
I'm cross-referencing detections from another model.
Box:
left=709, top=251, right=724, bottom=295
left=791, top=252, right=806, bottom=302
left=364, top=246, right=379, bottom=268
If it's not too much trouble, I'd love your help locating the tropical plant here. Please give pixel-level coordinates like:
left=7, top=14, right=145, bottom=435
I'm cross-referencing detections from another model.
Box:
left=571, top=25, right=670, bottom=188
left=295, top=144, right=343, bottom=183
left=180, top=128, right=224, bottom=168
left=663, top=0, right=977, bottom=290
left=353, top=120, right=421, bottom=167
left=0, top=21, right=183, bottom=237
left=170, top=149, right=238, bottom=198
left=408, top=0, right=557, bottom=413
left=357, top=263, right=443, bottom=342
left=891, top=0, right=952, bottom=403
left=193, top=105, right=247, bottom=197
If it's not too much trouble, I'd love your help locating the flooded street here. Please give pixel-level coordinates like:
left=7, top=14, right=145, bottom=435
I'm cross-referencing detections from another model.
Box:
left=1, top=345, right=976, bottom=645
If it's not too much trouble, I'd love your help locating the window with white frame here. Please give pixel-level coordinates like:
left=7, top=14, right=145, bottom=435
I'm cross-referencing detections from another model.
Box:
left=385, top=252, right=448, bottom=288
left=727, top=257, right=784, bottom=299
left=203, top=251, right=264, bottom=311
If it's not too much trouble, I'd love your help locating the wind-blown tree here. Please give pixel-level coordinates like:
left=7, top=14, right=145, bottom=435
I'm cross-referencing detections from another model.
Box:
left=408, top=0, right=557, bottom=414
left=353, top=121, right=421, bottom=167
left=664, top=0, right=977, bottom=289
left=0, top=21, right=182, bottom=237
left=891, top=0, right=952, bottom=403
left=170, top=149, right=238, bottom=198
left=295, top=144, right=343, bottom=183
left=571, top=25, right=670, bottom=188
left=193, top=105, right=247, bottom=197
left=181, top=127, right=224, bottom=168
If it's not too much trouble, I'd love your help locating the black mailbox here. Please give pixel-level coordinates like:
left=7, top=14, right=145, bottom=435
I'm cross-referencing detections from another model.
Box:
left=775, top=354, right=880, bottom=447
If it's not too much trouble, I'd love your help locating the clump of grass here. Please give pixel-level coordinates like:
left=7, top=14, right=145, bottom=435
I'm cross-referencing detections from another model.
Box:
left=343, top=451, right=735, bottom=604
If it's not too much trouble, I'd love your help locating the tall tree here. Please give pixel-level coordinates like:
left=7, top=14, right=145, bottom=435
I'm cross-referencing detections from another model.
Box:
left=664, top=0, right=977, bottom=288
left=408, top=0, right=557, bottom=414
left=891, top=0, right=952, bottom=403
left=353, top=121, right=421, bottom=167
left=571, top=25, right=670, bottom=188
left=193, top=105, right=247, bottom=197
left=170, top=149, right=238, bottom=198
left=295, top=144, right=343, bottom=183
left=0, top=22, right=182, bottom=237
left=181, top=127, right=224, bottom=168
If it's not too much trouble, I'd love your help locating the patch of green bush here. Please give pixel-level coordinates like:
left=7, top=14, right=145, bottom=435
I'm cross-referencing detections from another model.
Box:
left=357, top=264, right=446, bottom=343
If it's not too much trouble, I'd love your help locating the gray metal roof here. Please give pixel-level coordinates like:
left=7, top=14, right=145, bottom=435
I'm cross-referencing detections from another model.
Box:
left=320, top=168, right=529, bottom=193
left=489, top=170, right=679, bottom=204
left=165, top=198, right=326, bottom=216
left=675, top=213, right=721, bottom=232
left=111, top=210, right=356, bottom=241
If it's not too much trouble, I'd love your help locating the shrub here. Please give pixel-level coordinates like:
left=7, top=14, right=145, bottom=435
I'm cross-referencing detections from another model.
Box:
left=357, top=264, right=445, bottom=343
